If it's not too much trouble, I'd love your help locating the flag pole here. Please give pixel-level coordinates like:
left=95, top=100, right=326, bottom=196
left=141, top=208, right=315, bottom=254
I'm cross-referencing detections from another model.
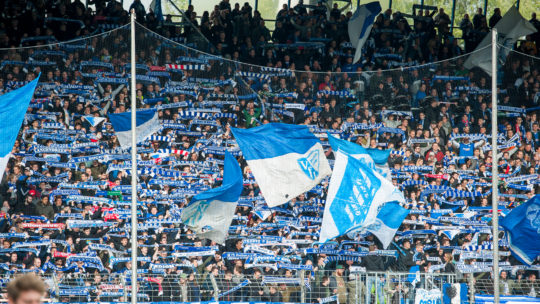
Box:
left=130, top=9, right=139, bottom=304
left=491, top=28, right=500, bottom=304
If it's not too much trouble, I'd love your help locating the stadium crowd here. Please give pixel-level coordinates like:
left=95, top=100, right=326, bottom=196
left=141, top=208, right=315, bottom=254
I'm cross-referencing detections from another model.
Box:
left=0, top=0, right=538, bottom=303
left=2, top=0, right=540, bottom=68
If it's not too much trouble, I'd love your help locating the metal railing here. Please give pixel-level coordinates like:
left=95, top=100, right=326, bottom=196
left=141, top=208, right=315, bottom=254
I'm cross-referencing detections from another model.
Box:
left=474, top=278, right=540, bottom=298
left=349, top=272, right=458, bottom=304
left=0, top=271, right=459, bottom=303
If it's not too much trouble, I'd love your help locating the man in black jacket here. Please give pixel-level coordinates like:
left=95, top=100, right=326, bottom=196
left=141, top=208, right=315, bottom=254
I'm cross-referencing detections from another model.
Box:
left=15, top=167, right=32, bottom=208
left=248, top=269, right=265, bottom=301
left=395, top=239, right=416, bottom=272
left=218, top=271, right=240, bottom=301
left=489, top=8, right=502, bottom=28
left=14, top=195, right=35, bottom=216
left=361, top=243, right=385, bottom=271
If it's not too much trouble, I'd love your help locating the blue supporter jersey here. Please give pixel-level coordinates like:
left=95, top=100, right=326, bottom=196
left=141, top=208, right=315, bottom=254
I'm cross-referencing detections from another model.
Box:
left=459, top=142, right=475, bottom=157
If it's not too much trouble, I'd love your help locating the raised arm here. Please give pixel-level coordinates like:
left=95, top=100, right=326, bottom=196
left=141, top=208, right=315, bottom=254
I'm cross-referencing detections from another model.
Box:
left=473, top=139, right=485, bottom=149
left=110, top=84, right=125, bottom=100
left=450, top=138, right=460, bottom=150
left=339, top=1, right=352, bottom=12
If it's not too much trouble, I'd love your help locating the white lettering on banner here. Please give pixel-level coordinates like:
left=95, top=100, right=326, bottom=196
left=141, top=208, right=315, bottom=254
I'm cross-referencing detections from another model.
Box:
left=172, top=250, right=216, bottom=257
left=414, top=288, right=442, bottom=304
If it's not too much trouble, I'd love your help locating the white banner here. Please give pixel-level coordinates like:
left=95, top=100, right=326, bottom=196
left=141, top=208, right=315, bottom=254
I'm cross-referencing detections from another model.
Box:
left=415, top=288, right=442, bottom=304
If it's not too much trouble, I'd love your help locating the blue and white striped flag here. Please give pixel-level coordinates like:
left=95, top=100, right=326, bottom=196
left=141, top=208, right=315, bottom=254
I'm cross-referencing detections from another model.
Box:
left=232, top=123, right=331, bottom=207
left=320, top=150, right=405, bottom=243
left=108, top=109, right=161, bottom=148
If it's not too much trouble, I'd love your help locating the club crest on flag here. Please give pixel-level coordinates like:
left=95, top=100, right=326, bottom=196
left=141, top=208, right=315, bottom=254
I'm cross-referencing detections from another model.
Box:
left=329, top=158, right=381, bottom=233
left=297, top=149, right=320, bottom=180
left=201, top=225, right=214, bottom=233
left=366, top=218, right=382, bottom=231
left=526, top=204, right=540, bottom=233
left=182, top=200, right=211, bottom=226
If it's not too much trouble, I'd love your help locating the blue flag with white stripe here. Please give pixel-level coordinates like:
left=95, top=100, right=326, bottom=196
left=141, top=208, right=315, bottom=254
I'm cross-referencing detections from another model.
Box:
left=83, top=116, right=106, bottom=127
left=328, top=134, right=391, bottom=179
left=320, top=150, right=405, bottom=243
left=232, top=123, right=331, bottom=207
left=500, top=195, right=540, bottom=265
left=181, top=152, right=244, bottom=243
left=348, top=1, right=381, bottom=63
left=108, top=109, right=161, bottom=148
left=0, top=75, right=40, bottom=182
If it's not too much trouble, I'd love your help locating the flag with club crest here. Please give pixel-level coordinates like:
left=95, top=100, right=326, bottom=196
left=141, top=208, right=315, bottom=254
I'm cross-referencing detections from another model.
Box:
left=320, top=150, right=406, bottom=243
left=232, top=123, right=331, bottom=207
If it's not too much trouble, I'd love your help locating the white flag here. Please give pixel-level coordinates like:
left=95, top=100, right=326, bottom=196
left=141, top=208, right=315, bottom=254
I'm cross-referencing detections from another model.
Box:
left=464, top=6, right=537, bottom=75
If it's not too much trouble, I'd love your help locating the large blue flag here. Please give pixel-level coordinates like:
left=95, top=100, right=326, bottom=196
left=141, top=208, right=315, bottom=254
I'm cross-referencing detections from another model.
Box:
left=0, top=76, right=40, bottom=181
left=500, top=195, right=540, bottom=265
left=181, top=152, right=244, bottom=243
left=320, top=150, right=405, bottom=243
left=328, top=134, right=391, bottom=179
left=232, top=123, right=331, bottom=207
left=108, top=109, right=161, bottom=148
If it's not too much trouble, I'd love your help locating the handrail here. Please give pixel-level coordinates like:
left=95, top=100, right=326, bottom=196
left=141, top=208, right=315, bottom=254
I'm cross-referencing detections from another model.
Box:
left=160, top=11, right=466, bottom=40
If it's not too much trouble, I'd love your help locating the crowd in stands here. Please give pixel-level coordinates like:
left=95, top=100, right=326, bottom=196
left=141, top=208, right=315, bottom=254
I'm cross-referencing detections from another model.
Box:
left=2, top=0, right=540, bottom=68
left=0, top=0, right=538, bottom=303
